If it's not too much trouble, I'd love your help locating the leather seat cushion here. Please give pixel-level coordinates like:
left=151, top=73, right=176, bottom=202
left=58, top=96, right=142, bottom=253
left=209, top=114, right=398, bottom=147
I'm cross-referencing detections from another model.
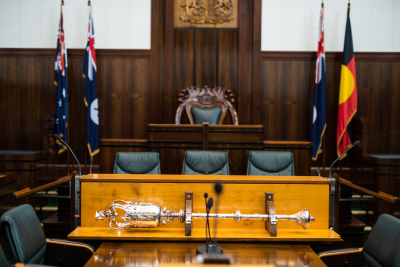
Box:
left=114, top=152, right=160, bottom=174
left=191, top=106, right=222, bottom=125
left=182, top=151, right=229, bottom=175
left=247, top=151, right=294, bottom=176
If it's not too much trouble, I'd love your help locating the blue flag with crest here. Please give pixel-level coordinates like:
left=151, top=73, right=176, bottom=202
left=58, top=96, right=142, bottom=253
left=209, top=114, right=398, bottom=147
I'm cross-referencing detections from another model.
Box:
left=83, top=6, right=100, bottom=157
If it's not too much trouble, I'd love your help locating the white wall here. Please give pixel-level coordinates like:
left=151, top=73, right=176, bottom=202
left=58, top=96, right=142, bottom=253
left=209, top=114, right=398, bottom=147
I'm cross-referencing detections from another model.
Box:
left=0, top=0, right=151, bottom=49
left=262, top=0, right=400, bottom=52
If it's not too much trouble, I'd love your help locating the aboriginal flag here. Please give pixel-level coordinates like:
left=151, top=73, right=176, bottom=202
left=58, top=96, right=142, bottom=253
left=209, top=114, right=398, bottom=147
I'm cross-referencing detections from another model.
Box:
left=337, top=6, right=357, bottom=159
left=83, top=6, right=100, bottom=157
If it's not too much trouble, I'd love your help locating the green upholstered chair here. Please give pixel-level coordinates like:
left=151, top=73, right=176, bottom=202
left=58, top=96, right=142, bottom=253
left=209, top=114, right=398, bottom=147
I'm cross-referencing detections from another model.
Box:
left=246, top=151, right=295, bottom=176
left=0, top=204, right=94, bottom=266
left=318, top=214, right=400, bottom=266
left=182, top=151, right=229, bottom=175
left=113, top=152, right=161, bottom=174
left=175, top=86, right=238, bottom=125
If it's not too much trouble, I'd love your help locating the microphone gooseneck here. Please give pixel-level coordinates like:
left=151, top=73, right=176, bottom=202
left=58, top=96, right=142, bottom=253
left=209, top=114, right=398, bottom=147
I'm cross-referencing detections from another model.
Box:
left=203, top=193, right=210, bottom=248
left=329, top=140, right=360, bottom=178
left=90, top=156, right=94, bottom=174
left=213, top=183, right=222, bottom=248
left=54, top=134, right=82, bottom=176
left=315, top=168, right=321, bottom=177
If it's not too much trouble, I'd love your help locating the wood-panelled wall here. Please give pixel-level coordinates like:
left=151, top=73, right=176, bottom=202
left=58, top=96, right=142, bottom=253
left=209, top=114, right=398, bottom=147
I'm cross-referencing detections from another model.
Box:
left=0, top=0, right=399, bottom=170
left=260, top=52, right=400, bottom=167
left=0, top=49, right=150, bottom=166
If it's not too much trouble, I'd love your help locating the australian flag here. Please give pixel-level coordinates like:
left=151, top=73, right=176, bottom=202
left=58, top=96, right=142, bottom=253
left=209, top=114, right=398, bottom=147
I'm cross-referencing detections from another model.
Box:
left=83, top=6, right=100, bottom=157
left=311, top=7, right=327, bottom=161
left=54, top=6, right=68, bottom=155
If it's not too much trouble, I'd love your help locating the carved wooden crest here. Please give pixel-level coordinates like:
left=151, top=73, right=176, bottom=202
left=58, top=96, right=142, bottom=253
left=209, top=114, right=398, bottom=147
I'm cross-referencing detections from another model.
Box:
left=175, top=85, right=238, bottom=125
left=175, top=0, right=237, bottom=28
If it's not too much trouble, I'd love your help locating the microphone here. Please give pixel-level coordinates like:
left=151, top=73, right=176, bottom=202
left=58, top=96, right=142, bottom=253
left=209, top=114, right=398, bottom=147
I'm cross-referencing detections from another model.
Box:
left=207, top=197, right=214, bottom=211
left=205, top=171, right=208, bottom=175
left=212, top=182, right=223, bottom=253
left=315, top=168, right=321, bottom=177
left=89, top=157, right=94, bottom=174
left=328, top=140, right=360, bottom=178
left=197, top=196, right=214, bottom=255
left=54, top=134, right=82, bottom=176
left=215, top=182, right=222, bottom=195
left=203, top=193, right=210, bottom=245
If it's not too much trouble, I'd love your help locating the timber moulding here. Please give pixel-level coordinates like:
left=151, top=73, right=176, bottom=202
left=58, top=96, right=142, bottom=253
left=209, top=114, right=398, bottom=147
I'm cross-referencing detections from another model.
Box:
left=0, top=49, right=151, bottom=59
left=261, top=51, right=400, bottom=61
left=1, top=49, right=398, bottom=62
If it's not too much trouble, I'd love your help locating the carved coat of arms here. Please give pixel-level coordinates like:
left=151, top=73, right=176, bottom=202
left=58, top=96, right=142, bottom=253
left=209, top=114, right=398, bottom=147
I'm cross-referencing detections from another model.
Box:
left=180, top=0, right=234, bottom=24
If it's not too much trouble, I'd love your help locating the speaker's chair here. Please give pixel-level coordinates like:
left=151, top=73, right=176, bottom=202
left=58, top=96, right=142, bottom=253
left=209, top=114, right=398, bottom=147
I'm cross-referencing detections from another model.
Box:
left=0, top=204, right=94, bottom=265
left=175, top=86, right=238, bottom=125
left=246, top=151, right=295, bottom=176
left=113, top=152, right=161, bottom=174
left=182, top=151, right=230, bottom=175
left=318, top=214, right=400, bottom=266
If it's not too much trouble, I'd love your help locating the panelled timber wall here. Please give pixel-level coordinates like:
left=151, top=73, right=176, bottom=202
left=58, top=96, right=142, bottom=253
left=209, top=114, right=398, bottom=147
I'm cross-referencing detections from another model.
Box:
left=0, top=49, right=150, bottom=166
left=261, top=52, right=400, bottom=167
left=1, top=49, right=399, bottom=169
left=0, top=0, right=399, bottom=170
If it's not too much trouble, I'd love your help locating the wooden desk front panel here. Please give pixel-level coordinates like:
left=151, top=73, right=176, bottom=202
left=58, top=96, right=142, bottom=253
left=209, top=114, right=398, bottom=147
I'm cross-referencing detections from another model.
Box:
left=84, top=242, right=327, bottom=267
left=81, top=181, right=329, bottom=230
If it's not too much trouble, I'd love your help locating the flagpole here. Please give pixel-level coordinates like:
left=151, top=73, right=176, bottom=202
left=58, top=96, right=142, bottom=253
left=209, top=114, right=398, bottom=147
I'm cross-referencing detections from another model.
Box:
left=60, top=0, right=70, bottom=174
left=84, top=0, right=90, bottom=174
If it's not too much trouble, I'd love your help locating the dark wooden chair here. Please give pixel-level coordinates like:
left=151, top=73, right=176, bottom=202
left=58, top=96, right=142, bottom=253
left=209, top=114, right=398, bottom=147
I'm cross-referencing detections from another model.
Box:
left=175, top=85, right=238, bottom=125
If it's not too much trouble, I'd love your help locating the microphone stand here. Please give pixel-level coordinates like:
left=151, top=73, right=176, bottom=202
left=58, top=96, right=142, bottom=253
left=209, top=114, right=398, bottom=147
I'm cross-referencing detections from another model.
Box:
left=326, top=140, right=360, bottom=230
left=54, top=134, right=85, bottom=229
left=54, top=134, right=83, bottom=177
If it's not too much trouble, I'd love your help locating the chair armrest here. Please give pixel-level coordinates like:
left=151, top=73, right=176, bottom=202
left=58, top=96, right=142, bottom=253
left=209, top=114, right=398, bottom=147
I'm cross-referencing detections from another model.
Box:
left=46, top=238, right=95, bottom=254
left=14, top=263, right=57, bottom=267
left=317, top=247, right=363, bottom=258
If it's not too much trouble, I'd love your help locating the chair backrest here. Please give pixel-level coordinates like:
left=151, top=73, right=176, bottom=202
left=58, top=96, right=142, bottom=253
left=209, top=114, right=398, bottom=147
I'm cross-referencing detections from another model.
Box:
left=113, top=152, right=161, bottom=174
left=182, top=151, right=230, bottom=175
left=175, top=86, right=238, bottom=125
left=246, top=151, right=295, bottom=176
left=362, top=214, right=400, bottom=267
left=0, top=204, right=47, bottom=265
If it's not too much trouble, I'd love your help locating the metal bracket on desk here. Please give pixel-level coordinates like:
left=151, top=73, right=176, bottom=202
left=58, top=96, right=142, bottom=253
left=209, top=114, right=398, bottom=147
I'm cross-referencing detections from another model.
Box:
left=265, top=192, right=277, bottom=237
left=185, top=191, right=193, bottom=236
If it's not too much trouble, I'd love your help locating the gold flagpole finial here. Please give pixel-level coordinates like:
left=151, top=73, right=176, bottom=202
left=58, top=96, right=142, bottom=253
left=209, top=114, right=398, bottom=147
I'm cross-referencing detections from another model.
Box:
left=61, top=0, right=64, bottom=5
left=348, top=0, right=350, bottom=7
left=88, top=0, right=91, bottom=6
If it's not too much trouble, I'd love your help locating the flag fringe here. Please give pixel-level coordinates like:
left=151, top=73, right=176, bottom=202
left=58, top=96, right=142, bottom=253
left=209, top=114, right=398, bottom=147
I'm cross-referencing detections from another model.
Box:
left=87, top=143, right=100, bottom=157
left=337, top=108, right=357, bottom=158
left=312, top=123, right=326, bottom=161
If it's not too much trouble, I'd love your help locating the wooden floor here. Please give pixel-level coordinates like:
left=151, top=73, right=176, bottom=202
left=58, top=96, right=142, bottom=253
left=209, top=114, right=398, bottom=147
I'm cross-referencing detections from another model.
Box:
left=84, top=242, right=327, bottom=267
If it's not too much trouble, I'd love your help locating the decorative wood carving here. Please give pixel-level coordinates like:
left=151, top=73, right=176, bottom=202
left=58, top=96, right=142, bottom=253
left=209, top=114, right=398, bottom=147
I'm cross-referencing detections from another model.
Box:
left=174, top=0, right=238, bottom=28
left=175, top=85, right=238, bottom=125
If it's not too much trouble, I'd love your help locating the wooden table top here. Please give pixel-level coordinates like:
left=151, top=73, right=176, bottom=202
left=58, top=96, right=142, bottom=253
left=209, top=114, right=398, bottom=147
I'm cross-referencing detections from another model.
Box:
left=69, top=227, right=341, bottom=242
left=84, top=242, right=326, bottom=267
left=80, top=174, right=331, bottom=184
